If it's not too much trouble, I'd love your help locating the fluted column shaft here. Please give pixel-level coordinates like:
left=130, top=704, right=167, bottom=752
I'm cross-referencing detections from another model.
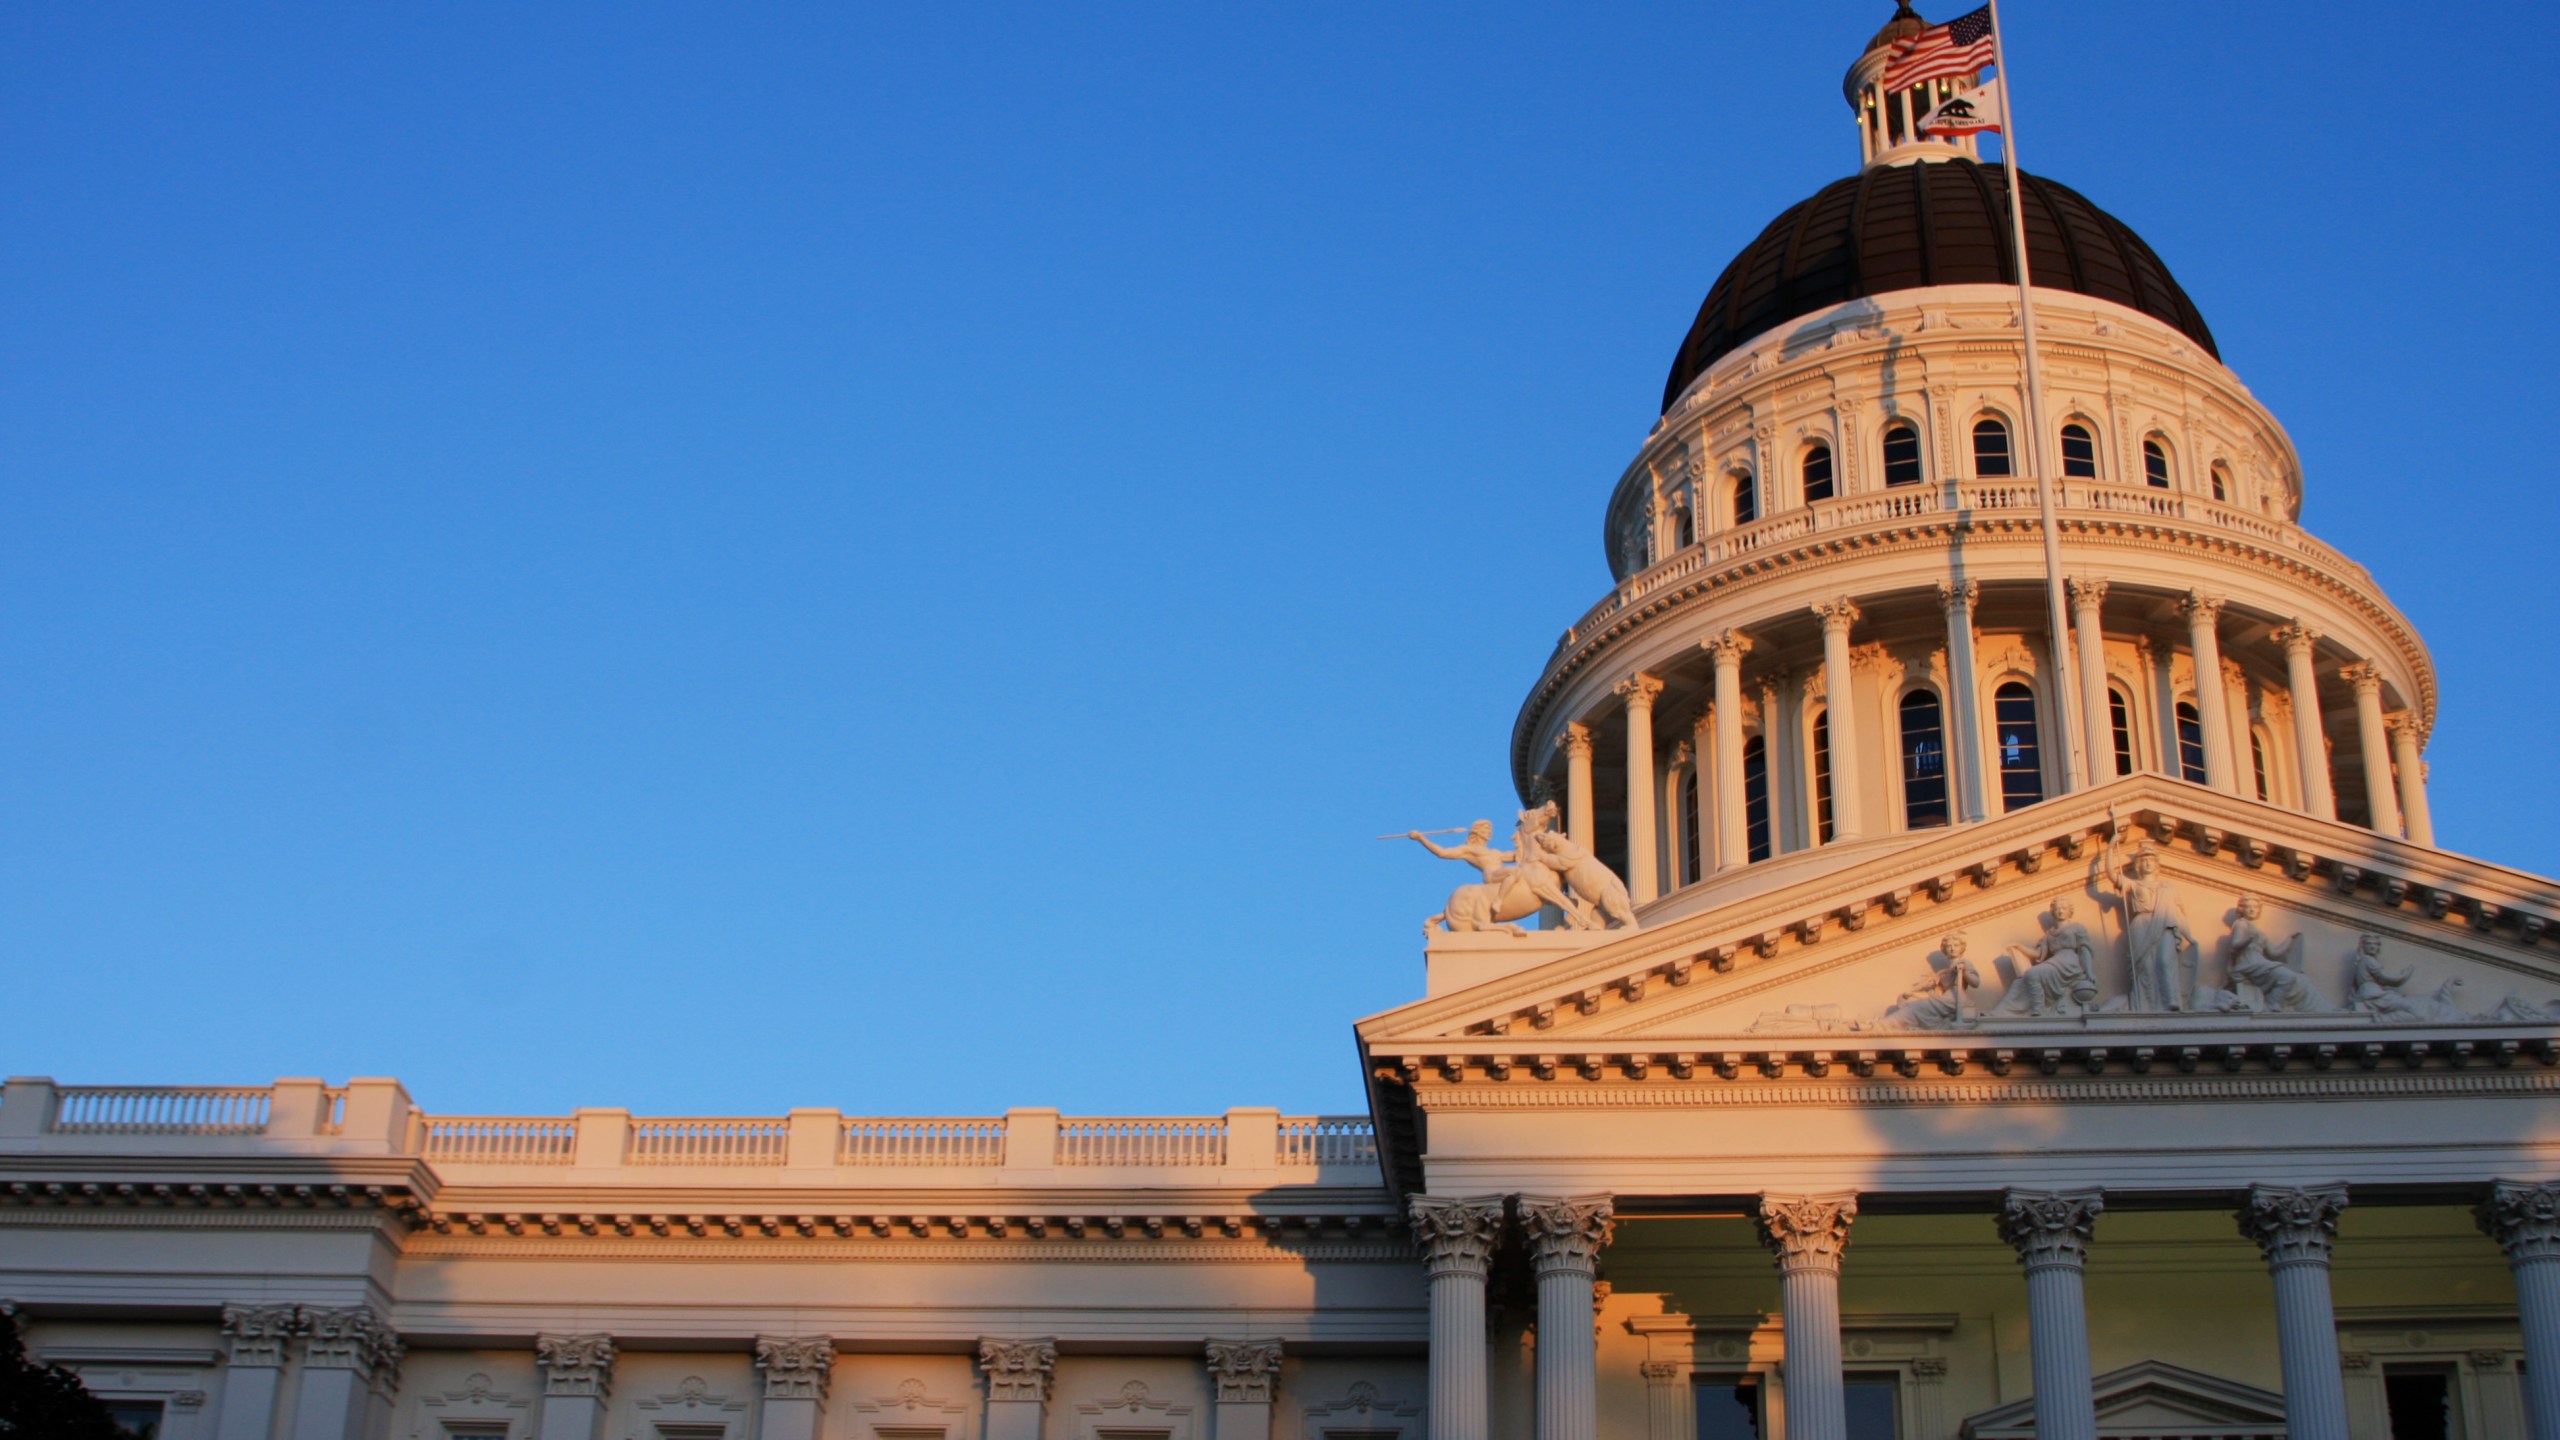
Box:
left=2478, top=1183, right=2560, bottom=1440
left=2340, top=664, right=2400, bottom=836
left=1813, top=601, right=1866, bottom=840
left=1618, top=675, right=1663, bottom=903
left=2069, top=580, right=2113, bottom=785
left=2275, top=625, right=2337, bottom=820
left=1706, top=632, right=1752, bottom=868
left=1521, top=1196, right=1614, bottom=1440
left=2390, top=718, right=2435, bottom=846
left=1410, top=1196, right=1504, bottom=1440
left=1758, top=1195, right=1857, bottom=1440
left=1557, top=724, right=1594, bottom=852
left=1691, top=714, right=1717, bottom=876
left=2240, top=1185, right=2351, bottom=1440
left=1939, top=581, right=1987, bottom=822
left=2000, top=1192, right=2103, bottom=1440
left=2181, top=593, right=2239, bottom=792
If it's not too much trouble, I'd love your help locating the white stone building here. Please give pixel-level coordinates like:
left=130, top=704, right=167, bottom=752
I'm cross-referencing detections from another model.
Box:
left=7, top=9, right=2557, bottom=1440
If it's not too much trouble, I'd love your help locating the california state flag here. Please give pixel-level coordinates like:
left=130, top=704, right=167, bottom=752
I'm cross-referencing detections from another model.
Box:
left=1918, top=84, right=2003, bottom=138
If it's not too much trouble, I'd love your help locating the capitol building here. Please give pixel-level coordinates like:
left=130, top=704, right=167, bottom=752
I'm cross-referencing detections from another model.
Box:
left=7, top=10, right=2556, bottom=1440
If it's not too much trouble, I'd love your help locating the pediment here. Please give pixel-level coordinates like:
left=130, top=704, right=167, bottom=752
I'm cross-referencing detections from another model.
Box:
left=1960, top=1359, right=2286, bottom=1438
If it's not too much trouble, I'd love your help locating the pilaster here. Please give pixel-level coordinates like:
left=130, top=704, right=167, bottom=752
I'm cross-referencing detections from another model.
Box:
left=536, top=1334, right=615, bottom=1440
left=754, top=1335, right=836, bottom=1440
left=1205, top=1338, right=1284, bottom=1440
left=978, top=1337, right=1058, bottom=1440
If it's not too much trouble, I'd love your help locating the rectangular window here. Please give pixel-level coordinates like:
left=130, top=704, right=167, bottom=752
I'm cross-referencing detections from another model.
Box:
left=1680, top=768, right=1702, bottom=885
left=104, top=1405, right=165, bottom=1440
left=1844, top=1373, right=1901, bottom=1439
left=1812, top=710, right=1835, bottom=844
left=2107, top=687, right=2136, bottom=776
left=1743, top=737, right=1772, bottom=863
left=2382, top=1365, right=2459, bottom=1439
left=1695, top=1376, right=1763, bottom=1440
left=2251, top=729, right=2272, bottom=801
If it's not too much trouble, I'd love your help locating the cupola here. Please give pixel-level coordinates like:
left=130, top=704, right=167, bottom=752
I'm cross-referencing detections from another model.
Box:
left=1844, top=2, right=1987, bottom=168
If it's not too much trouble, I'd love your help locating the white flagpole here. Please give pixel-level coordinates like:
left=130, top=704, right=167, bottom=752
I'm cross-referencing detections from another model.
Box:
left=1983, top=0, right=2090, bottom=793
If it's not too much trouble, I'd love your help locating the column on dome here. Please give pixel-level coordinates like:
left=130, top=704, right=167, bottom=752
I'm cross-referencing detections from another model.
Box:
left=1704, top=631, right=1753, bottom=868
left=2067, top=579, right=2112, bottom=791
left=2477, top=1182, right=2560, bottom=1440
left=2180, top=592, right=2239, bottom=792
left=1663, top=741, right=1691, bottom=891
left=1205, top=1339, right=1285, bottom=1440
left=290, top=1305, right=400, bottom=1440
left=1690, top=712, right=1717, bottom=877
left=1409, top=1195, right=1504, bottom=1440
left=1520, top=1195, right=1614, bottom=1440
left=1938, top=581, right=1987, bottom=822
left=1812, top=599, right=1866, bottom=840
left=2389, top=717, right=2436, bottom=846
left=1617, top=674, right=1665, bottom=904
left=2339, top=664, right=2402, bottom=836
left=1557, top=724, right=1595, bottom=851
left=2238, top=1185, right=2352, bottom=1440
left=535, top=1334, right=615, bottom=1440
left=977, top=1338, right=1058, bottom=1440
left=1998, top=1192, right=2104, bottom=1440
left=1757, top=1194, right=1857, bottom=1440
left=2274, top=624, right=2338, bottom=820
left=212, top=1304, right=297, bottom=1440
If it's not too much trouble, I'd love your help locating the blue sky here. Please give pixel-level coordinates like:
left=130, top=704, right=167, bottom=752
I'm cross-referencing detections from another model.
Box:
left=4, top=2, right=2551, bottom=1118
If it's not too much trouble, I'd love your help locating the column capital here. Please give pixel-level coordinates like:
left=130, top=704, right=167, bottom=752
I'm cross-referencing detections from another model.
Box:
left=1519, top=1194, right=1615, bottom=1278
left=1756, top=1193, right=1858, bottom=1273
left=1702, top=630, right=1754, bottom=667
left=1615, top=673, right=1665, bottom=710
left=1408, top=1194, right=1505, bottom=1278
left=301, top=1305, right=398, bottom=1380
left=1812, top=598, right=1863, bottom=633
left=1555, top=722, right=1593, bottom=761
left=1669, top=739, right=1693, bottom=768
left=2065, top=577, right=2109, bottom=608
left=755, top=1335, right=836, bottom=1400
left=2387, top=713, right=2424, bottom=742
left=536, top=1334, right=616, bottom=1398
left=2272, top=621, right=2321, bottom=657
left=1204, top=1338, right=1284, bottom=1404
left=2238, top=1184, right=2349, bottom=1267
left=2476, top=1181, right=2560, bottom=1261
left=2338, top=661, right=2384, bottom=695
left=977, top=1337, right=1058, bottom=1402
left=2178, top=590, right=2226, bottom=625
left=1640, top=1360, right=1683, bottom=1384
left=1997, top=1189, right=2104, bottom=1271
left=220, top=1303, right=300, bottom=1368
left=1936, top=578, right=1979, bottom=613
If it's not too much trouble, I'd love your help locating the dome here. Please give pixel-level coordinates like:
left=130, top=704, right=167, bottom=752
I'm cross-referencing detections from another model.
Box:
left=1660, top=158, right=2219, bottom=413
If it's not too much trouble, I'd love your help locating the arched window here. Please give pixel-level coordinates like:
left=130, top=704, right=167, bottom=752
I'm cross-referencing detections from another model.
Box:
left=1680, top=767, right=1701, bottom=885
left=1898, top=689, right=1949, bottom=829
left=2175, top=701, right=2208, bottom=783
left=1972, top=417, right=2013, bottom=477
left=1882, top=422, right=1923, bottom=488
left=1802, top=443, right=1836, bottom=502
left=2143, top=437, right=2172, bottom=489
left=1732, top=471, right=1758, bottom=525
left=2210, top=461, right=2232, bottom=502
left=1994, top=681, right=2045, bottom=811
left=1742, top=736, right=1772, bottom=862
left=2107, top=685, right=2137, bottom=777
left=1675, top=505, right=1696, bottom=549
left=2250, top=727, right=2272, bottom=801
left=1811, top=708, right=1835, bottom=845
left=2060, top=422, right=2098, bottom=478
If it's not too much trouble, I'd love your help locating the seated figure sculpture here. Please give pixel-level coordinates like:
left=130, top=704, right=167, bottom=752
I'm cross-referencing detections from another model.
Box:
left=1989, top=899, right=2100, bottom=1019
left=2222, top=895, right=2328, bottom=1013
left=2345, top=931, right=2469, bottom=1022
left=1884, top=932, right=1982, bottom=1030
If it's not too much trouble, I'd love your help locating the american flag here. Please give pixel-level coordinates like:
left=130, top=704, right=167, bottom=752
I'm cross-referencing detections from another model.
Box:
left=1882, top=5, right=1996, bottom=91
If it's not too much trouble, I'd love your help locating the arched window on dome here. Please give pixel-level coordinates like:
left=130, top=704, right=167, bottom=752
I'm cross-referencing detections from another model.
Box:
left=1972, top=417, right=2013, bottom=477
left=1679, top=767, right=1701, bottom=885
left=1994, top=681, right=2045, bottom=811
left=1731, top=471, right=1758, bottom=526
left=1802, top=442, right=1836, bottom=503
left=1810, top=707, right=1835, bottom=845
left=1898, top=689, right=1949, bottom=829
left=2250, top=726, right=2274, bottom=802
left=2107, top=684, right=2138, bottom=777
left=2210, top=460, right=2232, bottom=503
left=2175, top=701, right=2208, bottom=783
left=2060, top=422, right=2099, bottom=479
left=1883, top=422, right=1923, bottom=488
left=2144, top=437, right=2172, bottom=489
left=1742, top=735, right=1773, bottom=862
left=1674, top=503, right=1696, bottom=550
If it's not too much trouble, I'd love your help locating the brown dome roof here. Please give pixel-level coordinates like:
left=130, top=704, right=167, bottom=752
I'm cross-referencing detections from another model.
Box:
left=1661, top=158, right=2219, bottom=413
left=1867, top=1, right=1929, bottom=52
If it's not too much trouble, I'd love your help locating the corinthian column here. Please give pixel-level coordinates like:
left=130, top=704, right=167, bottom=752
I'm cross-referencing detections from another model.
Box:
left=2339, top=664, right=2401, bottom=836
left=1938, top=580, right=1986, bottom=822
left=1999, top=1192, right=2104, bottom=1440
left=2068, top=579, right=2113, bottom=787
left=2273, top=624, right=2337, bottom=820
left=535, top=1335, right=615, bottom=1440
left=1757, top=1194, right=1858, bottom=1440
left=213, top=1304, right=297, bottom=1440
left=2477, top=1182, right=2560, bottom=1440
left=1703, top=631, right=1753, bottom=868
left=1557, top=724, right=1595, bottom=851
left=2389, top=716, right=2435, bottom=845
left=1812, top=600, right=1866, bottom=839
left=2239, top=1185, right=2352, bottom=1440
left=1691, top=712, right=1717, bottom=876
left=977, top=1338, right=1058, bottom=1440
left=1520, top=1196, right=1614, bottom=1440
left=1409, top=1195, right=1504, bottom=1440
left=1206, top=1339, right=1285, bottom=1440
left=2179, top=592, right=2239, bottom=792
left=1617, top=674, right=1665, bottom=903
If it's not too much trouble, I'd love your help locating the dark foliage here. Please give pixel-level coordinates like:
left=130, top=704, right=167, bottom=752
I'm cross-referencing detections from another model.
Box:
left=0, top=1311, right=124, bottom=1440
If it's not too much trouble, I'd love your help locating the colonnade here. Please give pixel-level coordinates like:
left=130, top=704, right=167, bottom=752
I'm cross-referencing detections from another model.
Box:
left=1554, top=584, right=2435, bottom=897
left=1409, top=1181, right=2560, bottom=1440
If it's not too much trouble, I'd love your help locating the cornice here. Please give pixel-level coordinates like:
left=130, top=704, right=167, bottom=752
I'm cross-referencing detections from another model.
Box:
left=1406, top=1065, right=2560, bottom=1107
left=396, top=1235, right=1418, bottom=1264
left=406, top=1208, right=1401, bottom=1245
left=0, top=1174, right=428, bottom=1227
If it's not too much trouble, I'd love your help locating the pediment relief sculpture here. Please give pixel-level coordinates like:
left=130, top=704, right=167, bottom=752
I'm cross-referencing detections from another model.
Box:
left=1407, top=802, right=1637, bottom=937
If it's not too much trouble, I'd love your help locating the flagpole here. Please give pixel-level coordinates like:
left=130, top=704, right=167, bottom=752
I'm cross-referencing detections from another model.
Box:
left=1982, top=0, right=2090, bottom=793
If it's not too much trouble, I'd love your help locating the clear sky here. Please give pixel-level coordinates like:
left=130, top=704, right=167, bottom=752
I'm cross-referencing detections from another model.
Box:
left=4, top=2, right=2552, bottom=1119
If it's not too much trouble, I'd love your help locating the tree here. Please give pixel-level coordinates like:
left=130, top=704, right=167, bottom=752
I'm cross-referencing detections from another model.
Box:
left=0, top=1310, right=124, bottom=1439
